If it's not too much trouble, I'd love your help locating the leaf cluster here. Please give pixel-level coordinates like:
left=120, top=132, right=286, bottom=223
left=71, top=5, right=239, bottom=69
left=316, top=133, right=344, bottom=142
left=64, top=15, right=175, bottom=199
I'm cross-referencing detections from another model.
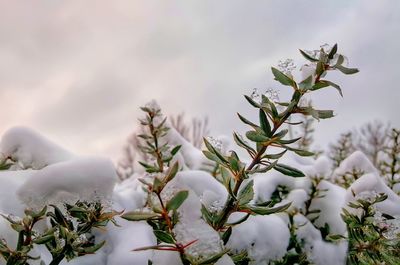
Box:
left=342, top=193, right=400, bottom=264
left=0, top=201, right=118, bottom=265
left=138, top=104, right=181, bottom=173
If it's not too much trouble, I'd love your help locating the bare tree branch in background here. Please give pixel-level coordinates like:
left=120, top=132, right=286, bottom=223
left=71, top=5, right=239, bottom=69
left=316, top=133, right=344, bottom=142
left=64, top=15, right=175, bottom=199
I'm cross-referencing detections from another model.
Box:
left=117, top=112, right=209, bottom=180
left=380, top=128, right=400, bottom=190
left=355, top=120, right=390, bottom=167
left=329, top=132, right=356, bottom=169
left=170, top=113, right=209, bottom=149
left=116, top=126, right=150, bottom=180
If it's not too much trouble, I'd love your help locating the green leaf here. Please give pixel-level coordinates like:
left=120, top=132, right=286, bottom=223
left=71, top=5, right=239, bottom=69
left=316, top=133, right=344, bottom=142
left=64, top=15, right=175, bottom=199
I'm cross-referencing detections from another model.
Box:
left=312, top=80, right=330, bottom=91
left=301, top=106, right=334, bottom=120
left=166, top=190, right=189, bottom=211
left=285, top=146, right=315, bottom=156
left=316, top=61, right=325, bottom=76
left=33, top=234, right=55, bottom=244
left=222, top=226, right=232, bottom=245
left=278, top=137, right=302, bottom=145
left=11, top=223, right=24, bottom=232
left=121, top=211, right=159, bottom=221
left=231, top=252, right=251, bottom=264
left=203, top=150, right=223, bottom=164
left=152, top=177, right=164, bottom=193
left=201, top=205, right=216, bottom=226
left=226, top=213, right=250, bottom=226
left=139, top=161, right=160, bottom=173
left=170, top=145, right=181, bottom=156
left=50, top=204, right=70, bottom=229
left=274, top=164, right=305, bottom=177
left=237, top=113, right=259, bottom=129
left=336, top=65, right=359, bottom=75
left=233, top=132, right=256, bottom=155
left=326, top=80, right=342, bottom=97
left=273, top=129, right=289, bottom=139
left=203, top=138, right=228, bottom=163
left=292, top=149, right=315, bottom=157
left=294, top=150, right=315, bottom=156
left=244, top=95, right=261, bottom=108
left=0, top=160, right=12, bottom=170
left=79, top=241, right=106, bottom=254
left=262, top=149, right=287, bottom=160
left=298, top=75, right=313, bottom=90
left=228, top=151, right=240, bottom=172
left=328, top=43, right=338, bottom=59
left=238, top=180, right=254, bottom=206
left=299, top=49, right=319, bottom=62
left=259, top=109, right=271, bottom=136
left=326, top=234, right=346, bottom=241
left=246, top=131, right=269, bottom=142
left=374, top=193, right=388, bottom=203
left=269, top=101, right=279, bottom=118
left=198, top=250, right=229, bottom=265
left=335, top=54, right=345, bottom=66
left=153, top=230, right=175, bottom=244
left=271, top=67, right=295, bottom=87
left=249, top=202, right=291, bottom=215
left=165, top=161, right=179, bottom=182
left=312, top=80, right=343, bottom=96
left=314, top=109, right=334, bottom=119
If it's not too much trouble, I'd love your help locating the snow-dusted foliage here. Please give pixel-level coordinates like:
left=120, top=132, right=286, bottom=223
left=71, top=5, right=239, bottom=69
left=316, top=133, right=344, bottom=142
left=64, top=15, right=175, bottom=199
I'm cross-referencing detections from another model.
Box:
left=0, top=44, right=398, bottom=265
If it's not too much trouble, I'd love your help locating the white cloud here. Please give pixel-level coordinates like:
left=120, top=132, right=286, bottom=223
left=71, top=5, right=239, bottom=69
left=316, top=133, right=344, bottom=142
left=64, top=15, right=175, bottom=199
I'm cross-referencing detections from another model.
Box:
left=0, top=0, right=399, bottom=158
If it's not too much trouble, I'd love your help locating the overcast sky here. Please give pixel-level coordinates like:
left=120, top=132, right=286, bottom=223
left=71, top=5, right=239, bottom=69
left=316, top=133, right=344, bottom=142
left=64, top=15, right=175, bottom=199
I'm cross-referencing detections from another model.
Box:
left=0, top=0, right=399, bottom=159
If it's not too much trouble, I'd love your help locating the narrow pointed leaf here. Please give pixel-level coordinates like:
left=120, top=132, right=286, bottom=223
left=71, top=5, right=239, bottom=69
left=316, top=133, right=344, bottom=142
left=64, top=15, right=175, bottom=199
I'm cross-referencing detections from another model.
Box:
left=166, top=190, right=189, bottom=211
left=246, top=131, right=269, bottom=142
left=299, top=49, right=319, bottom=62
left=271, top=67, right=295, bottom=87
left=274, top=164, right=305, bottom=177
left=122, top=211, right=160, bottom=221
left=154, top=230, right=175, bottom=244
left=336, top=65, right=359, bottom=75
left=259, top=109, right=271, bottom=136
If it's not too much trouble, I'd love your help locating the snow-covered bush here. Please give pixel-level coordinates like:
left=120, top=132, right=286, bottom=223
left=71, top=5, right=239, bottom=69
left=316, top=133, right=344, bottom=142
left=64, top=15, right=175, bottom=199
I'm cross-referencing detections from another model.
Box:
left=0, top=199, right=119, bottom=265
left=120, top=44, right=363, bottom=265
left=0, top=44, right=399, bottom=265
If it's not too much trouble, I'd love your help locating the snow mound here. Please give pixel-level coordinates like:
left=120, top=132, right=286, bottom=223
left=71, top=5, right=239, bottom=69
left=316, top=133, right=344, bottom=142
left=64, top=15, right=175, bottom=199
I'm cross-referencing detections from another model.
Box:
left=252, top=171, right=311, bottom=204
left=17, top=156, right=117, bottom=208
left=294, top=214, right=347, bottom=265
left=345, top=173, right=400, bottom=216
left=333, top=151, right=377, bottom=178
left=0, top=126, right=74, bottom=169
left=160, top=174, right=225, bottom=264
left=227, top=214, right=290, bottom=264
left=309, top=180, right=347, bottom=235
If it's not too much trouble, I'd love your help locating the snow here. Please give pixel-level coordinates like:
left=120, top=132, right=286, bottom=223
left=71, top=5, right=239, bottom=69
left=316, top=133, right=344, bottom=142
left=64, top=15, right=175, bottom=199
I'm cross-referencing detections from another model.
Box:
left=345, top=173, right=400, bottom=216
left=174, top=170, right=228, bottom=211
left=0, top=126, right=74, bottom=169
left=0, top=124, right=399, bottom=265
left=252, top=171, right=311, bottom=204
left=294, top=214, right=347, bottom=265
left=227, top=214, right=290, bottom=264
left=215, top=254, right=235, bottom=265
left=112, top=175, right=147, bottom=212
left=105, top=220, right=155, bottom=265
left=333, top=150, right=377, bottom=179
left=161, top=174, right=225, bottom=263
left=309, top=180, right=347, bottom=235
left=0, top=170, right=33, bottom=215
left=161, top=122, right=208, bottom=171
left=17, top=157, right=117, bottom=209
